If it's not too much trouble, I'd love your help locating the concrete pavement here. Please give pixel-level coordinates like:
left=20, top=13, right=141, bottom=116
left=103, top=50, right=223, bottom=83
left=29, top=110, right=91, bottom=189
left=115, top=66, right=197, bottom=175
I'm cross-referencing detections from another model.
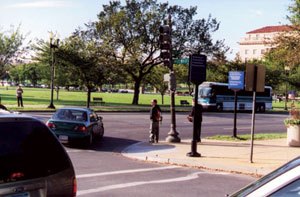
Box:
left=122, top=138, right=300, bottom=177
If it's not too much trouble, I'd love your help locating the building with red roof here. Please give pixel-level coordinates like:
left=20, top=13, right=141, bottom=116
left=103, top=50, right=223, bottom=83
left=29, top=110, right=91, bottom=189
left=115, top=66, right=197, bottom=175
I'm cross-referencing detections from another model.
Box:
left=238, top=25, right=292, bottom=62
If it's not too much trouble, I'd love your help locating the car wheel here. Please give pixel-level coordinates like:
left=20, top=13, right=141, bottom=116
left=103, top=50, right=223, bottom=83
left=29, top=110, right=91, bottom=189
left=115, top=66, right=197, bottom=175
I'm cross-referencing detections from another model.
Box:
left=100, top=126, right=104, bottom=139
left=85, top=132, right=94, bottom=146
left=260, top=104, right=266, bottom=112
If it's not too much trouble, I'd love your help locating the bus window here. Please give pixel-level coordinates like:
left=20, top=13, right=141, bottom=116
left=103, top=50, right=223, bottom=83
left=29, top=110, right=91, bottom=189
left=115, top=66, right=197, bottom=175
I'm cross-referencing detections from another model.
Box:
left=199, top=87, right=211, bottom=98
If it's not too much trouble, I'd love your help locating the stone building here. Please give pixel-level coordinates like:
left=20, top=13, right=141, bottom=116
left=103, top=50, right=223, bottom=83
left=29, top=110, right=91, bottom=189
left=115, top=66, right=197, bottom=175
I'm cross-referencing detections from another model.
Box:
left=238, top=25, right=292, bottom=62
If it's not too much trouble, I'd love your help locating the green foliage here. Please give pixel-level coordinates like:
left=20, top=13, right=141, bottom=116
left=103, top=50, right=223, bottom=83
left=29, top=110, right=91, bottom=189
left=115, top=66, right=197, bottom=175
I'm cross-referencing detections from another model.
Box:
left=285, top=103, right=300, bottom=126
left=206, top=133, right=287, bottom=141
left=0, top=25, right=25, bottom=77
left=92, top=0, right=228, bottom=104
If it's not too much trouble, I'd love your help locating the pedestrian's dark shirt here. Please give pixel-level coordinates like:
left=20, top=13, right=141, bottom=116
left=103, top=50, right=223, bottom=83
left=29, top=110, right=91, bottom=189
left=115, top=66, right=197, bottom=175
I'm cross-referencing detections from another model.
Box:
left=150, top=105, right=161, bottom=122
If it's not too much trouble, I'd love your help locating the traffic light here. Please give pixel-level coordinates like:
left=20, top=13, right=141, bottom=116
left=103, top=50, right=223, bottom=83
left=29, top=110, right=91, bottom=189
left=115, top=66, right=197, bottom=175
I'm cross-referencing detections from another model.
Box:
left=159, top=25, right=171, bottom=67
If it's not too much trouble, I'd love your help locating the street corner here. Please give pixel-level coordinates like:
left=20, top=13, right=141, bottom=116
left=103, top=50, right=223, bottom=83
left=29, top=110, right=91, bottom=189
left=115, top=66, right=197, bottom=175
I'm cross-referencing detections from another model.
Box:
left=121, top=141, right=177, bottom=161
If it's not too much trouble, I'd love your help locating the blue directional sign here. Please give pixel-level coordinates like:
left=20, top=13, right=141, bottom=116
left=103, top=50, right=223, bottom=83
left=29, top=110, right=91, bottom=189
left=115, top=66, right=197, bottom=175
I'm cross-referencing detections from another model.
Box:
left=229, top=71, right=244, bottom=90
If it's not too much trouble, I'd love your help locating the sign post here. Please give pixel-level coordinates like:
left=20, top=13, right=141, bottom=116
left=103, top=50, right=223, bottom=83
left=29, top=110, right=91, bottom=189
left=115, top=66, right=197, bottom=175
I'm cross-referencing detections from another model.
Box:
left=228, top=71, right=244, bottom=138
left=187, top=54, right=207, bottom=158
left=245, top=64, right=266, bottom=163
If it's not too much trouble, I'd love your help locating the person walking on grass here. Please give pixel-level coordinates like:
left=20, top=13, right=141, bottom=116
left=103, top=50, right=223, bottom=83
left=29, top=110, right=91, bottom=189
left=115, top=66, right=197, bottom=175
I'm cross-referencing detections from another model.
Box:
left=16, top=85, right=24, bottom=107
left=149, top=99, right=162, bottom=143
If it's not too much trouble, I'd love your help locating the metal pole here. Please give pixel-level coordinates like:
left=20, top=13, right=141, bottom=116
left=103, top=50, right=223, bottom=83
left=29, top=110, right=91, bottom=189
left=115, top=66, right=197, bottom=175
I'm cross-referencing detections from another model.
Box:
left=187, top=83, right=201, bottom=157
left=250, top=66, right=257, bottom=163
left=165, top=13, right=180, bottom=143
left=48, top=45, right=55, bottom=109
left=233, top=90, right=238, bottom=138
left=284, top=71, right=288, bottom=110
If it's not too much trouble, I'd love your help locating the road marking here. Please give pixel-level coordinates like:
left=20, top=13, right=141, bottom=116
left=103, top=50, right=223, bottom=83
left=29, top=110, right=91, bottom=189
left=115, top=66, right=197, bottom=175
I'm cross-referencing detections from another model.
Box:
left=77, top=166, right=180, bottom=179
left=77, top=171, right=228, bottom=196
left=223, top=127, right=251, bottom=130
left=77, top=170, right=230, bottom=196
left=77, top=172, right=201, bottom=195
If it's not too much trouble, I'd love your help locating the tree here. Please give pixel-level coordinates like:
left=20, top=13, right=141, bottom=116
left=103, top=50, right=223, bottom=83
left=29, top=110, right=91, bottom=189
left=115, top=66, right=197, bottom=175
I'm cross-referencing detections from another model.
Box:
left=92, top=0, right=228, bottom=105
left=145, top=65, right=169, bottom=104
left=263, top=0, right=300, bottom=92
left=55, top=30, right=108, bottom=108
left=0, top=26, right=25, bottom=78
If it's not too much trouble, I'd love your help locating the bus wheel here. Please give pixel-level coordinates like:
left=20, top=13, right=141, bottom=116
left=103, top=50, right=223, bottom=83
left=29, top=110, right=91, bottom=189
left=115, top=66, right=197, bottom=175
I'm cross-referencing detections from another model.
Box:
left=260, top=104, right=265, bottom=112
left=216, top=104, right=223, bottom=112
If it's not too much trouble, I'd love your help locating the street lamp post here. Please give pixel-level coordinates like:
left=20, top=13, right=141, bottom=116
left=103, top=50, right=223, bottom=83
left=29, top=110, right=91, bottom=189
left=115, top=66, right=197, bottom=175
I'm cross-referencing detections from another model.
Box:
left=48, top=32, right=59, bottom=109
left=284, top=66, right=290, bottom=111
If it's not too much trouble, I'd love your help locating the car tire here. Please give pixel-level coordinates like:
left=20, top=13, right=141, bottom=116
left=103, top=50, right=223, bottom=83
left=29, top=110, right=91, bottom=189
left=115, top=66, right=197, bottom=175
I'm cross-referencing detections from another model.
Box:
left=85, top=132, right=94, bottom=146
left=100, top=126, right=104, bottom=139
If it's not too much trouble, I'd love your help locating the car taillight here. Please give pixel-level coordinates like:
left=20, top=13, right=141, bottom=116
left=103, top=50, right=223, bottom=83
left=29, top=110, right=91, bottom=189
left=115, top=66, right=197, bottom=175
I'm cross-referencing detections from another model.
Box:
left=10, top=172, right=24, bottom=179
left=46, top=122, right=56, bottom=129
left=73, top=178, right=77, bottom=197
left=74, top=126, right=86, bottom=131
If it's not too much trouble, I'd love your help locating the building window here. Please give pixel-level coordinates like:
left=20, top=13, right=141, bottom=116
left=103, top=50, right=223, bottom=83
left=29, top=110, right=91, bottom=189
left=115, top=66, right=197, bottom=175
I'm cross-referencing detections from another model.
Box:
left=245, top=50, right=249, bottom=55
left=261, top=49, right=265, bottom=54
left=253, top=49, right=256, bottom=55
left=256, top=34, right=259, bottom=40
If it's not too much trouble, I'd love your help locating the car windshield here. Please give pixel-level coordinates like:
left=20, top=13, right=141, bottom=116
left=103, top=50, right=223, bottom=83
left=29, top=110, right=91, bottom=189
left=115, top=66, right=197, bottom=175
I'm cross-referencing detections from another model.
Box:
left=53, top=109, right=87, bottom=121
left=199, top=87, right=211, bottom=97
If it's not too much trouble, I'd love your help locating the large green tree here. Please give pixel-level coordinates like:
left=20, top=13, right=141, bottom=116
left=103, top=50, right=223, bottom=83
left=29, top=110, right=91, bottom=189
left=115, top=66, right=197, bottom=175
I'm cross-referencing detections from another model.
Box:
left=0, top=26, right=25, bottom=78
left=55, top=30, right=109, bottom=108
left=264, top=0, right=300, bottom=92
left=91, top=0, right=228, bottom=105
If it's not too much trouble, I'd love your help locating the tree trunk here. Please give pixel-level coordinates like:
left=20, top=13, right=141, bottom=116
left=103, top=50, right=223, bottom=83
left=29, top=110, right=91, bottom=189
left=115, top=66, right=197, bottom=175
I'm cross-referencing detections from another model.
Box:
left=132, top=80, right=141, bottom=105
left=161, top=93, right=164, bottom=104
left=56, top=87, right=60, bottom=100
left=87, top=88, right=91, bottom=108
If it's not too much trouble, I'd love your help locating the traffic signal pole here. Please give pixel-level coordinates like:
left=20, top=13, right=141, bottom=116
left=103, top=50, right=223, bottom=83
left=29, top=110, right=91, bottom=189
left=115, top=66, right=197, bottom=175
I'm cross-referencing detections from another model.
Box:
left=161, top=14, right=180, bottom=143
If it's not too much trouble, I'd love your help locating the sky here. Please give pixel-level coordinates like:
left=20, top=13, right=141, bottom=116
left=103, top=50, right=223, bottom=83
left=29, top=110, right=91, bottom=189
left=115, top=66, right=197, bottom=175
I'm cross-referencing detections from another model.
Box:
left=0, top=0, right=293, bottom=60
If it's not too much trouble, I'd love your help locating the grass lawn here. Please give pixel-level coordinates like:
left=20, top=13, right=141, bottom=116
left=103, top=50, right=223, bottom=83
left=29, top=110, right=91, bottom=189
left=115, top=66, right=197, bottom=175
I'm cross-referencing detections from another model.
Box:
left=0, top=87, right=192, bottom=110
left=205, top=133, right=287, bottom=141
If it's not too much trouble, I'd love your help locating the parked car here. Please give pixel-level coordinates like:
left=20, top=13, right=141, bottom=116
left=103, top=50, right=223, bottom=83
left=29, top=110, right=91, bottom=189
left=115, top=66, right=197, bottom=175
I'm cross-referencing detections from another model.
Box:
left=229, top=155, right=300, bottom=196
left=0, top=113, right=76, bottom=196
left=47, top=107, right=104, bottom=146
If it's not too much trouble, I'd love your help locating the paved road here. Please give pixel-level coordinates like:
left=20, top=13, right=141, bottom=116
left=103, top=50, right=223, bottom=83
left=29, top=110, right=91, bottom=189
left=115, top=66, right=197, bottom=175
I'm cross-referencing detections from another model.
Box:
left=27, top=111, right=287, bottom=196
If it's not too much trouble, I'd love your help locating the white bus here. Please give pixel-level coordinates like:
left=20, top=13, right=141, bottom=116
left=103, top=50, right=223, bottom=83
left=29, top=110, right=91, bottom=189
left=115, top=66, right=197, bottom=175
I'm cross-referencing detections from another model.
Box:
left=198, top=82, right=272, bottom=112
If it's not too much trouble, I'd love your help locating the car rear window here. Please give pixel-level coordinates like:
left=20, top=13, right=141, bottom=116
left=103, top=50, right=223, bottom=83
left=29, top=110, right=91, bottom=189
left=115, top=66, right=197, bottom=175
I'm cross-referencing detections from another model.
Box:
left=0, top=118, right=71, bottom=183
left=53, top=109, right=87, bottom=121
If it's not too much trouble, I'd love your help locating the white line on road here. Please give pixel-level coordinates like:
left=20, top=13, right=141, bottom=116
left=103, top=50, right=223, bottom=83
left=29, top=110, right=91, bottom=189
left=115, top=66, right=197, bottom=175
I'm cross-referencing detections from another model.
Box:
left=223, top=127, right=251, bottom=130
left=77, top=170, right=230, bottom=196
left=77, top=172, right=202, bottom=196
left=76, top=166, right=180, bottom=179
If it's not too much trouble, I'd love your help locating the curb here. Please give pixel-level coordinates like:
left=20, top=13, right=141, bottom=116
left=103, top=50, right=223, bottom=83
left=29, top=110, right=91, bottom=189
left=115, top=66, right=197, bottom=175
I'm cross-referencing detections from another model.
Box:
left=121, top=142, right=270, bottom=178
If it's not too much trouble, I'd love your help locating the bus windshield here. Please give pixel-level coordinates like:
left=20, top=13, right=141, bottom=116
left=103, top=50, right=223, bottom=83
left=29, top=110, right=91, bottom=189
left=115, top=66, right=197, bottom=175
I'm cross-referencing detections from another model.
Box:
left=199, top=87, right=211, bottom=97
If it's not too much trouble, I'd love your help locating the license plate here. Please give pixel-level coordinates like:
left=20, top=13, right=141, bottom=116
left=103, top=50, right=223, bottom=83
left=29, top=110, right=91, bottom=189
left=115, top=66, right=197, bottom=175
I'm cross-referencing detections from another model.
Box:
left=6, top=192, right=30, bottom=197
left=59, top=135, right=68, bottom=141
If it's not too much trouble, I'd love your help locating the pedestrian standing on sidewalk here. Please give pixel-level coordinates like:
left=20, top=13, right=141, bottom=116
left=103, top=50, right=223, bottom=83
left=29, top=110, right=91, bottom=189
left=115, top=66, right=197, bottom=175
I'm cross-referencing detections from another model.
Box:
left=16, top=85, right=24, bottom=107
left=149, top=99, right=162, bottom=143
left=187, top=99, right=202, bottom=142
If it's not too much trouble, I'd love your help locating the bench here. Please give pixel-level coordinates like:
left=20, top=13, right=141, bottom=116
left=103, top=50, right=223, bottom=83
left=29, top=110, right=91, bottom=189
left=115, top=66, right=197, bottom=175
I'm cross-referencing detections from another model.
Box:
left=93, top=97, right=105, bottom=105
left=180, top=100, right=190, bottom=106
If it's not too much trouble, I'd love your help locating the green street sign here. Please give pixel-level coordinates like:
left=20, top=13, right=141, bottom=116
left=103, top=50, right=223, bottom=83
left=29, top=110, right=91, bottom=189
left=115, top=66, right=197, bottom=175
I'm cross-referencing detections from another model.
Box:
left=174, top=58, right=189, bottom=64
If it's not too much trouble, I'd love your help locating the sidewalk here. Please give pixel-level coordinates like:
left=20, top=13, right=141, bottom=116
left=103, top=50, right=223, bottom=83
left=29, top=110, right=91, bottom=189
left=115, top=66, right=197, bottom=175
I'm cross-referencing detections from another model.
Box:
left=122, top=138, right=300, bottom=177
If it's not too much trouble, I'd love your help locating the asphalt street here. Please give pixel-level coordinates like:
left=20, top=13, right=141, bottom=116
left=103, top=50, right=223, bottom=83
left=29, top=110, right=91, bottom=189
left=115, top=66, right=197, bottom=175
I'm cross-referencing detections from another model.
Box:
left=27, top=111, right=287, bottom=196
